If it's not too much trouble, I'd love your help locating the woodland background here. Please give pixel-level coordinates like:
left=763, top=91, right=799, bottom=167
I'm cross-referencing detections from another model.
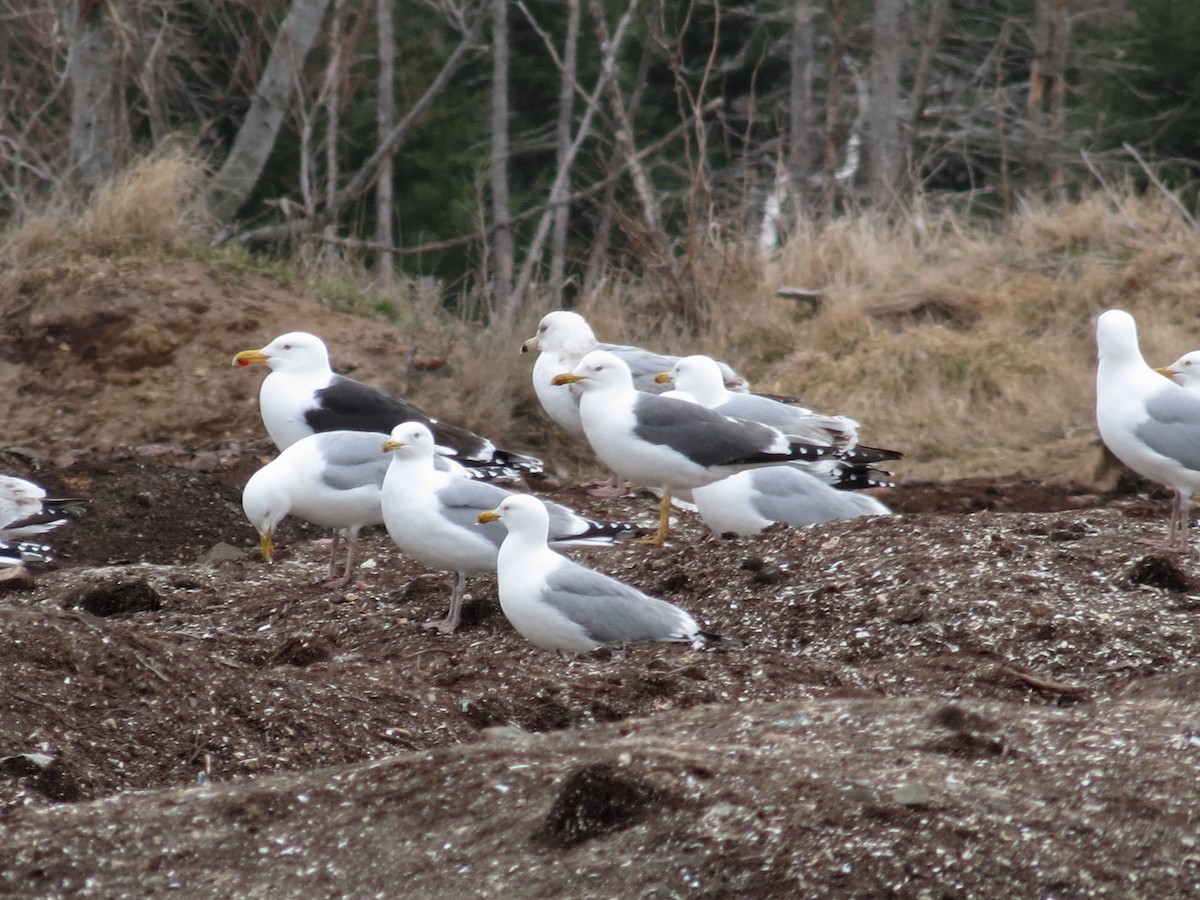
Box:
left=3, top=0, right=1199, bottom=330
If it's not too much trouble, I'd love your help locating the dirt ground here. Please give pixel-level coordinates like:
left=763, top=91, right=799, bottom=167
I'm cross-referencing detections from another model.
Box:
left=0, top=257, right=1198, bottom=897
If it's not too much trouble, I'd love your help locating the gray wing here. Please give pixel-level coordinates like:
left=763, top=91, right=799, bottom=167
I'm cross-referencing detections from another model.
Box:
left=601, top=342, right=681, bottom=393
left=744, top=467, right=889, bottom=526
left=1136, top=388, right=1200, bottom=472
left=433, top=478, right=512, bottom=546
left=600, top=342, right=747, bottom=393
left=315, top=432, right=393, bottom=491
left=632, top=393, right=786, bottom=467
left=715, top=395, right=858, bottom=445
left=541, top=560, right=696, bottom=644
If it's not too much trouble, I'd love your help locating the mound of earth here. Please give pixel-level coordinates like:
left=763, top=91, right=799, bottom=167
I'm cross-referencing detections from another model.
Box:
left=0, top=254, right=1197, bottom=896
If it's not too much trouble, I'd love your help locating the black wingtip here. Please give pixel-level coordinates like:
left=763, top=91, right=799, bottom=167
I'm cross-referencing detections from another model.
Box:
left=693, top=631, right=745, bottom=649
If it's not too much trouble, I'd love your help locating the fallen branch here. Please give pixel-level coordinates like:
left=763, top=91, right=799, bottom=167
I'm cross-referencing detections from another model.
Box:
left=998, top=664, right=1087, bottom=696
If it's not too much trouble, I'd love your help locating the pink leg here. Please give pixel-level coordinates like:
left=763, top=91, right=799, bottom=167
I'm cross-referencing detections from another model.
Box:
left=323, top=528, right=359, bottom=589
left=583, top=472, right=629, bottom=498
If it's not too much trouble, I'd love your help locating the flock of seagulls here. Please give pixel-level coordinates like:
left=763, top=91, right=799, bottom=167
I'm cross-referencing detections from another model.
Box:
left=229, top=313, right=901, bottom=652
left=11, top=307, right=1195, bottom=654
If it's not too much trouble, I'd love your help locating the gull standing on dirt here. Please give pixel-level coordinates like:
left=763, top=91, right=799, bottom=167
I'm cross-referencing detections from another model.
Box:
left=521, top=310, right=746, bottom=496
left=478, top=494, right=741, bottom=654
left=241, top=430, right=394, bottom=588
left=1155, top=351, right=1200, bottom=394
left=233, top=331, right=541, bottom=477
left=1095, top=308, right=1200, bottom=549
left=552, top=350, right=843, bottom=544
left=381, top=422, right=638, bottom=634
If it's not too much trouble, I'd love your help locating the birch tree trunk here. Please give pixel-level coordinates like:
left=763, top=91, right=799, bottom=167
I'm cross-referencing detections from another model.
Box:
left=376, top=0, right=396, bottom=286
left=490, top=0, right=516, bottom=324
left=207, top=0, right=332, bottom=228
left=68, top=0, right=117, bottom=194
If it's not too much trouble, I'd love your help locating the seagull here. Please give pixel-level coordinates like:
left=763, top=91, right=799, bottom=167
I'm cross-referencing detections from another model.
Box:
left=1095, top=308, right=1200, bottom=549
left=0, top=538, right=53, bottom=568
left=381, top=422, right=638, bottom=634
left=521, top=310, right=747, bottom=496
left=658, top=354, right=903, bottom=490
left=242, top=430, right=394, bottom=588
left=691, top=466, right=892, bottom=536
left=1155, top=351, right=1200, bottom=394
left=0, top=475, right=85, bottom=540
left=657, top=355, right=858, bottom=446
left=552, top=350, right=844, bottom=544
left=233, top=331, right=542, bottom=476
left=477, top=494, right=742, bottom=654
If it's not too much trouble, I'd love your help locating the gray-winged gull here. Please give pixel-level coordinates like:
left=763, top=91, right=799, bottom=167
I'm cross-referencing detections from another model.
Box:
left=692, top=466, right=892, bottom=537
left=381, top=422, right=638, bottom=634
left=1096, top=308, right=1200, bottom=548
left=0, top=475, right=85, bottom=539
left=233, top=331, right=541, bottom=476
left=1155, top=351, right=1200, bottom=393
left=242, top=430, right=394, bottom=587
left=477, top=493, right=742, bottom=654
left=552, top=350, right=843, bottom=544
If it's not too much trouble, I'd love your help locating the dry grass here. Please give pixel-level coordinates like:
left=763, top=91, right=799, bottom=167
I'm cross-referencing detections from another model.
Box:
left=0, top=149, right=207, bottom=264
left=6, top=149, right=1198, bottom=485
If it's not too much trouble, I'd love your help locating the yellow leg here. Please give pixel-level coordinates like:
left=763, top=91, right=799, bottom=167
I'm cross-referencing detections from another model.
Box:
left=636, top=491, right=671, bottom=545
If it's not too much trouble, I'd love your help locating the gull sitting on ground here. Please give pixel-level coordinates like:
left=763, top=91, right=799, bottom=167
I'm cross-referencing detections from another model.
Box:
left=478, top=494, right=741, bottom=654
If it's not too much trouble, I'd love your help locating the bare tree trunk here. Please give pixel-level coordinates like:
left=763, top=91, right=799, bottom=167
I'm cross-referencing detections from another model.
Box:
left=548, top=0, right=581, bottom=300
left=68, top=0, right=117, bottom=194
left=788, top=0, right=815, bottom=219
left=235, top=15, right=482, bottom=249
left=583, top=35, right=653, bottom=296
left=1046, top=0, right=1072, bottom=197
left=820, top=1, right=846, bottom=220
left=376, top=0, right=396, bottom=286
left=512, top=0, right=640, bottom=306
left=490, top=0, right=515, bottom=324
left=588, top=0, right=673, bottom=279
left=207, top=0, right=332, bottom=229
left=322, top=0, right=346, bottom=254
left=905, top=0, right=949, bottom=152
left=867, top=0, right=904, bottom=208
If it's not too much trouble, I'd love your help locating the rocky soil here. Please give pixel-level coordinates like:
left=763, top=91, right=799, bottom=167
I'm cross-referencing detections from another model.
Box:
left=0, top=258, right=1197, bottom=897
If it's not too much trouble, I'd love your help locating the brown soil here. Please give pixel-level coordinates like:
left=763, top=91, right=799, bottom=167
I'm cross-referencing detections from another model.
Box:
left=0, top=257, right=1197, bottom=897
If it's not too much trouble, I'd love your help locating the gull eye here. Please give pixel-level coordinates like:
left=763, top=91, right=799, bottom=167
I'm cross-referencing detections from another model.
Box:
left=282, top=344, right=292, bottom=350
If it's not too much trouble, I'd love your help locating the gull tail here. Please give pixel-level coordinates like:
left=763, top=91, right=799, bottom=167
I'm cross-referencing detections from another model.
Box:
left=692, top=630, right=745, bottom=649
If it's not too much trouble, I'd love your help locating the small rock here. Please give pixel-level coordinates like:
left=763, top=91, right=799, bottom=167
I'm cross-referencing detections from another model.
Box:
left=479, top=725, right=532, bottom=744
left=841, top=781, right=879, bottom=804
left=201, top=542, right=246, bottom=564
left=892, top=781, right=932, bottom=807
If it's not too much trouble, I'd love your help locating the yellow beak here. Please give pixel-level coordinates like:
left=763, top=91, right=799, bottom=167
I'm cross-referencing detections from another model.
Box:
left=476, top=509, right=501, bottom=524
left=382, top=438, right=403, bottom=452
left=654, top=371, right=673, bottom=384
left=233, top=349, right=270, bottom=367
left=1154, top=366, right=1177, bottom=378
left=259, top=531, right=274, bottom=562
left=551, top=372, right=583, bottom=386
